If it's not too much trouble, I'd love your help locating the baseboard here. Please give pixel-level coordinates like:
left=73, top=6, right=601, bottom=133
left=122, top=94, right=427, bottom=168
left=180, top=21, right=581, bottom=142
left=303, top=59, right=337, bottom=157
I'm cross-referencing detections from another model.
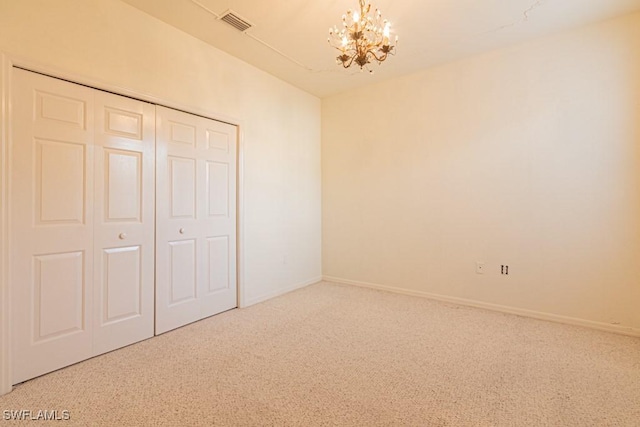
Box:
left=241, top=276, right=323, bottom=308
left=323, top=276, right=640, bottom=338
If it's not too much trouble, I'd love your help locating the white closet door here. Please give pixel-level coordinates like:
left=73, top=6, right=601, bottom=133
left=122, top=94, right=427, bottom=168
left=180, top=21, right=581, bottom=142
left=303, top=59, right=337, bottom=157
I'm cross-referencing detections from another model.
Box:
left=11, top=70, right=157, bottom=383
left=92, top=91, right=155, bottom=354
left=155, top=106, right=237, bottom=334
left=11, top=69, right=95, bottom=383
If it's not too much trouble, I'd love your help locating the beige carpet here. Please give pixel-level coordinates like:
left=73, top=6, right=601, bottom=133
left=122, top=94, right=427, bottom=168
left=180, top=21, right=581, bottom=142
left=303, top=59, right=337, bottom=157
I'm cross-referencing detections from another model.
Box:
left=1, top=281, right=639, bottom=426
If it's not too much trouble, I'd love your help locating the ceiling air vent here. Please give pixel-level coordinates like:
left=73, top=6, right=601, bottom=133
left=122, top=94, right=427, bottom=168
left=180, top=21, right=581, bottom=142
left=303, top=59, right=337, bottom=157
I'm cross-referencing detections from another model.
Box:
left=219, top=10, right=252, bottom=32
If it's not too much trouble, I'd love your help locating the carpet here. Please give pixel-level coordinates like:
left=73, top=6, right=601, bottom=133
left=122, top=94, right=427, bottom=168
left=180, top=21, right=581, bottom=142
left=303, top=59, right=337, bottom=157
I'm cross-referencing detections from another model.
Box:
left=1, top=281, right=639, bottom=426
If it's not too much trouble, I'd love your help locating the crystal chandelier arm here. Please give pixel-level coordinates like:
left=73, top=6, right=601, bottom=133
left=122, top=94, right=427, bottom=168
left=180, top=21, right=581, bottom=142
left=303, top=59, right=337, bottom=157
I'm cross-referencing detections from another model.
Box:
left=369, top=49, right=388, bottom=64
left=341, top=55, right=356, bottom=69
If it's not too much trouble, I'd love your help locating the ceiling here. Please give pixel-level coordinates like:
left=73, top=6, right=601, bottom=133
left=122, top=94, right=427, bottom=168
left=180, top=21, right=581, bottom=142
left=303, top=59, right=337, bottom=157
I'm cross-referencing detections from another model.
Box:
left=121, top=0, right=640, bottom=98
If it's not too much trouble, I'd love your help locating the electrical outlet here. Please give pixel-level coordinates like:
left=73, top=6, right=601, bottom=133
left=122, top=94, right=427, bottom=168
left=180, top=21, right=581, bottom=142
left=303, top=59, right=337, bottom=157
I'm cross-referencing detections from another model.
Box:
left=501, top=265, right=510, bottom=275
left=476, top=262, right=485, bottom=274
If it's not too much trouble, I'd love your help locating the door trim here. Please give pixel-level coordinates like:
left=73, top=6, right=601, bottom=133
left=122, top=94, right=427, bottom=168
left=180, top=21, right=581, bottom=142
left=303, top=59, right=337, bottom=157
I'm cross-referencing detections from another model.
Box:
left=0, top=53, right=12, bottom=396
left=0, top=52, right=246, bottom=395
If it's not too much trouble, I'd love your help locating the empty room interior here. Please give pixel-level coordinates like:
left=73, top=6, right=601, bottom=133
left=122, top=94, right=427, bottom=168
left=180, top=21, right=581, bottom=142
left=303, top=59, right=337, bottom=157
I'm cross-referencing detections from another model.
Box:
left=1, top=0, right=639, bottom=425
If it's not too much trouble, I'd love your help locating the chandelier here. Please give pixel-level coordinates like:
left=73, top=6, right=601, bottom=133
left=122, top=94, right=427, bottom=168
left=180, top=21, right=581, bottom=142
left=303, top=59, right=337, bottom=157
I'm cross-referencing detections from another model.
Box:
left=328, top=0, right=398, bottom=71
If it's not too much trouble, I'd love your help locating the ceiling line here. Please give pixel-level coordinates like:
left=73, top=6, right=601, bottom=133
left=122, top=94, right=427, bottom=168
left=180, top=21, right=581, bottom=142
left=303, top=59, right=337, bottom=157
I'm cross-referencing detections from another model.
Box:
left=524, top=0, right=546, bottom=21
left=189, top=0, right=317, bottom=72
left=244, top=33, right=314, bottom=72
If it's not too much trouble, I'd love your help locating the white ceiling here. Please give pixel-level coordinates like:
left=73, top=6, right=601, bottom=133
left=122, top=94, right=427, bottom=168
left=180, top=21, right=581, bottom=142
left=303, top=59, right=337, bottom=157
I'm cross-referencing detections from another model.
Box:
left=120, top=0, right=640, bottom=98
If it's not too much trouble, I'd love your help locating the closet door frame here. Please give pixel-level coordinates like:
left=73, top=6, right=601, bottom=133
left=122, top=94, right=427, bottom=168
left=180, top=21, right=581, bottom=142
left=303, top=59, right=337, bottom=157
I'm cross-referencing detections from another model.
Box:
left=0, top=53, right=246, bottom=396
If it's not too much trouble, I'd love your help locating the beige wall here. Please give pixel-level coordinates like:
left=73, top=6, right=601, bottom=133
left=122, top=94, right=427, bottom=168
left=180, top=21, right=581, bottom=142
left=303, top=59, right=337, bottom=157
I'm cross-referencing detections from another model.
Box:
left=0, top=0, right=322, bottom=305
left=322, top=12, right=640, bottom=331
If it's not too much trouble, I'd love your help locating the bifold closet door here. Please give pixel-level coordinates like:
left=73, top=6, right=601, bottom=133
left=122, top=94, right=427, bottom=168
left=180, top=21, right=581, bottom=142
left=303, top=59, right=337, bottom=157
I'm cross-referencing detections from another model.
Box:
left=11, top=69, right=95, bottom=383
left=11, top=69, right=155, bottom=383
left=155, top=106, right=237, bottom=334
left=92, top=91, right=155, bottom=355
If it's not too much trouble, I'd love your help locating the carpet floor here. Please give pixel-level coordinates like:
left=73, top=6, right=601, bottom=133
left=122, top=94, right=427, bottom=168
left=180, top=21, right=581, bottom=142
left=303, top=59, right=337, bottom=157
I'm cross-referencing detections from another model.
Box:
left=1, top=281, right=639, bottom=426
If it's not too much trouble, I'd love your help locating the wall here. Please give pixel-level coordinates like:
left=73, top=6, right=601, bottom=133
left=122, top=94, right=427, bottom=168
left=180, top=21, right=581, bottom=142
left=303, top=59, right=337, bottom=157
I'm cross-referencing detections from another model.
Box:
left=0, top=0, right=322, bottom=308
left=322, top=12, right=640, bottom=333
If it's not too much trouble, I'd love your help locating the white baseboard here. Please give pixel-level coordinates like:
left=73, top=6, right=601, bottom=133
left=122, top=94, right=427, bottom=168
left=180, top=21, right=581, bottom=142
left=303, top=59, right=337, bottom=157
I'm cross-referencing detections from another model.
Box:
left=323, top=276, right=640, bottom=338
left=241, top=276, right=322, bottom=308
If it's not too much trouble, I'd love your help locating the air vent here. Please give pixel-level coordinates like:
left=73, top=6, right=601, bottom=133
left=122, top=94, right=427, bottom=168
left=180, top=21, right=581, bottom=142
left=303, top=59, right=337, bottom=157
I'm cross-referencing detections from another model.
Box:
left=219, top=10, right=252, bottom=32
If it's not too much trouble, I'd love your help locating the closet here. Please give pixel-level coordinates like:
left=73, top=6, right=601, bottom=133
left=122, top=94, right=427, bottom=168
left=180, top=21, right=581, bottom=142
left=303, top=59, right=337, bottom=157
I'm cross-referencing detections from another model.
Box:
left=10, top=68, right=237, bottom=384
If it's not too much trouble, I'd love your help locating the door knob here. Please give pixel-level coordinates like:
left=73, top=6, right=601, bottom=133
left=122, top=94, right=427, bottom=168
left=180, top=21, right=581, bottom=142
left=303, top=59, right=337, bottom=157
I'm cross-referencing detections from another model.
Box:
left=179, top=228, right=185, bottom=234
left=119, top=232, right=127, bottom=240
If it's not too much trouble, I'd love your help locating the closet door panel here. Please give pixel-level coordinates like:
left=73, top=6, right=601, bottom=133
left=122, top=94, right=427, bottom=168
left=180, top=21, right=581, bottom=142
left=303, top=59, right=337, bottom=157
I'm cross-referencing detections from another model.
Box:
left=199, top=118, right=237, bottom=318
left=155, top=107, right=202, bottom=333
left=93, top=91, right=155, bottom=354
left=156, top=106, right=237, bottom=334
left=11, top=69, right=95, bottom=384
